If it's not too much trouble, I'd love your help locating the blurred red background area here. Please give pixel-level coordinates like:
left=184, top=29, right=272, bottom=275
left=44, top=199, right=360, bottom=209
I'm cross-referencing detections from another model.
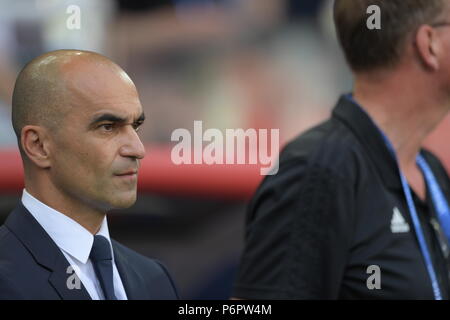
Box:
left=2, top=114, right=450, bottom=201
left=0, top=145, right=265, bottom=200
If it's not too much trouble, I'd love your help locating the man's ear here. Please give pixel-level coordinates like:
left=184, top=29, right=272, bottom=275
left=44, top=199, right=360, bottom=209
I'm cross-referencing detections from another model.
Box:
left=21, top=125, right=52, bottom=169
left=415, top=25, right=441, bottom=71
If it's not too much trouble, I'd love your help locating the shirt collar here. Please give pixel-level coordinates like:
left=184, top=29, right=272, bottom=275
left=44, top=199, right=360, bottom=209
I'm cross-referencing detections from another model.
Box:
left=332, top=94, right=403, bottom=191
left=21, top=189, right=112, bottom=264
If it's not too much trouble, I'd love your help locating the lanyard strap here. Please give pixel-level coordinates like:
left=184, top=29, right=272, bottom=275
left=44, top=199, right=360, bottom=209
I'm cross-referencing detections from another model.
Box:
left=417, top=155, right=450, bottom=247
left=378, top=126, right=445, bottom=300
left=398, top=165, right=442, bottom=300
left=345, top=94, right=447, bottom=299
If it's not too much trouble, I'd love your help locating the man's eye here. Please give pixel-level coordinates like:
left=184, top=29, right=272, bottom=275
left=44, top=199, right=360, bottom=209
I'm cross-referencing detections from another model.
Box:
left=100, top=124, right=114, bottom=131
left=133, top=122, right=143, bottom=132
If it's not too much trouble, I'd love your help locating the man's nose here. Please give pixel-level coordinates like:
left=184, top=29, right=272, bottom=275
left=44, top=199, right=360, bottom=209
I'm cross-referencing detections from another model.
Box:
left=119, top=127, right=146, bottom=159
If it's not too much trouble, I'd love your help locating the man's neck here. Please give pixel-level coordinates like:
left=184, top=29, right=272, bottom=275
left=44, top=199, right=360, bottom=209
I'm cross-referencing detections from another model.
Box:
left=353, top=77, right=450, bottom=202
left=24, top=181, right=106, bottom=235
left=353, top=77, right=449, bottom=171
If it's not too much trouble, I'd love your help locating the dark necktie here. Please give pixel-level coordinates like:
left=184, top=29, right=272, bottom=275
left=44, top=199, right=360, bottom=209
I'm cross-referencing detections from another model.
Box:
left=89, top=235, right=117, bottom=300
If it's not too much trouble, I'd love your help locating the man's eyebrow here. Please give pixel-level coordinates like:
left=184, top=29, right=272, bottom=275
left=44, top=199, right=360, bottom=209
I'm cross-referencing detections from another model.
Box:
left=89, top=112, right=145, bottom=128
left=89, top=113, right=127, bottom=127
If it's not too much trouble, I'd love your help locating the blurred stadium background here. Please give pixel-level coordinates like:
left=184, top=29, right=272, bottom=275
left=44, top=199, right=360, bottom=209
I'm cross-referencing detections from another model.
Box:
left=0, top=0, right=449, bottom=299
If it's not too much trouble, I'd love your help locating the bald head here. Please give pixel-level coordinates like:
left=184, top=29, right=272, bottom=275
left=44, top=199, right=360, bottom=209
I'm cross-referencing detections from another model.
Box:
left=11, top=49, right=133, bottom=142
left=13, top=49, right=145, bottom=214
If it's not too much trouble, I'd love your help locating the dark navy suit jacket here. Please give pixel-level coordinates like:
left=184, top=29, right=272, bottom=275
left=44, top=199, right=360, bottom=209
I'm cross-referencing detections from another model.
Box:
left=0, top=203, right=179, bottom=300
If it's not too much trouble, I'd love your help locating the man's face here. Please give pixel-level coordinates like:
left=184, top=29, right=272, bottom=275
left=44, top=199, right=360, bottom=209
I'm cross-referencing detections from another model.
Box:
left=48, top=61, right=146, bottom=211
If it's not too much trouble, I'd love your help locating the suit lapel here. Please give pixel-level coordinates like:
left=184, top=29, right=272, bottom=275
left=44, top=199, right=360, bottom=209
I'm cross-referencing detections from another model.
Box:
left=5, top=203, right=92, bottom=300
left=112, top=242, right=148, bottom=299
left=47, top=252, right=92, bottom=300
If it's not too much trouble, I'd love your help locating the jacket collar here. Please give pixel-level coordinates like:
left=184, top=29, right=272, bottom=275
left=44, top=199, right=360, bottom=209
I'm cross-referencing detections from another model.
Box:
left=4, top=203, right=92, bottom=300
left=21, top=189, right=112, bottom=265
left=332, top=94, right=403, bottom=191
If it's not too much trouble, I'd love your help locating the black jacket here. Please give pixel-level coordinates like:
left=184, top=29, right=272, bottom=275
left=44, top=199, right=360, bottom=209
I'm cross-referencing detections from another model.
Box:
left=0, top=202, right=178, bottom=300
left=233, top=95, right=450, bottom=299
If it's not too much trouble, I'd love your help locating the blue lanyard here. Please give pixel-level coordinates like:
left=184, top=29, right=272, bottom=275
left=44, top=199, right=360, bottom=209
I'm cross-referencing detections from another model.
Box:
left=417, top=156, right=450, bottom=251
left=346, top=94, right=450, bottom=300
left=398, top=158, right=442, bottom=300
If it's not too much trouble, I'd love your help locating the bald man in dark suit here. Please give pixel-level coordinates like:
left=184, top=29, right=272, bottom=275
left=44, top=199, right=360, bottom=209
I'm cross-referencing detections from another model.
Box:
left=0, top=50, right=178, bottom=300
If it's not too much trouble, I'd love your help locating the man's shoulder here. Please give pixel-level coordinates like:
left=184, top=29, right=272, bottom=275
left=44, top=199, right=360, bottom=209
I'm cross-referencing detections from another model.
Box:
left=0, top=221, right=42, bottom=274
left=0, top=223, right=24, bottom=259
left=0, top=223, right=40, bottom=299
left=0, top=224, right=11, bottom=245
left=249, top=117, right=361, bottom=219
left=278, top=116, right=360, bottom=179
left=0, top=224, right=16, bottom=265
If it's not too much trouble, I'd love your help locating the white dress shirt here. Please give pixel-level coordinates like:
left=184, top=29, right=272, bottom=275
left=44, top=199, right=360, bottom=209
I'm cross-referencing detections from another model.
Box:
left=21, top=189, right=128, bottom=300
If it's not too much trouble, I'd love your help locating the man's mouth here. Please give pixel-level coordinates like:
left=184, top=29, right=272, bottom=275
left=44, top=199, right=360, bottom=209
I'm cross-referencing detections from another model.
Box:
left=114, top=170, right=138, bottom=180
left=116, top=170, right=137, bottom=176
